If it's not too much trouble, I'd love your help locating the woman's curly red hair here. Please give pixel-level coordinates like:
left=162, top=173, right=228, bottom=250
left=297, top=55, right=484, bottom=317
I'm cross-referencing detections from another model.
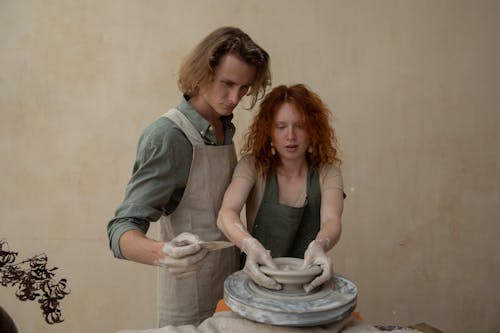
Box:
left=241, top=84, right=341, bottom=175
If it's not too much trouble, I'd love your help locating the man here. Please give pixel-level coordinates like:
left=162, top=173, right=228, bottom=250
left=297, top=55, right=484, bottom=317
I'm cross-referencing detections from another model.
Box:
left=107, top=27, right=271, bottom=326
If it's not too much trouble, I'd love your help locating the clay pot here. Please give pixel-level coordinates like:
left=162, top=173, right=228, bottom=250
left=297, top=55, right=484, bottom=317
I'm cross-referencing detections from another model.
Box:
left=260, top=257, right=321, bottom=290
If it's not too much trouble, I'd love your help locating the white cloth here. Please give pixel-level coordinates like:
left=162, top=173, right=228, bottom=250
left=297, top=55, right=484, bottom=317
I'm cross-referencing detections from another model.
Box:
left=118, top=312, right=425, bottom=333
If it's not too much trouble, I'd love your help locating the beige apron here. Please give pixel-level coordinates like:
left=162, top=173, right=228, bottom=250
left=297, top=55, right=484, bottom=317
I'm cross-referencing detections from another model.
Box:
left=157, top=109, right=239, bottom=327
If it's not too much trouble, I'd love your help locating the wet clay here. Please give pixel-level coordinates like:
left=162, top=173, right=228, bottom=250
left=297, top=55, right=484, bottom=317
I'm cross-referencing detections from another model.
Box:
left=259, top=257, right=321, bottom=291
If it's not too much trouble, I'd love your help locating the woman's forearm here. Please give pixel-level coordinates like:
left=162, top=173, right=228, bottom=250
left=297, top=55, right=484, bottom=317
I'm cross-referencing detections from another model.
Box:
left=316, top=217, right=342, bottom=252
left=217, top=208, right=252, bottom=249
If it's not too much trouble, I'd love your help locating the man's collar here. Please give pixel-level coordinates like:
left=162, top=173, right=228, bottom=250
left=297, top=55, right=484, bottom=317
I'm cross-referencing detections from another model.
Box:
left=178, top=95, right=233, bottom=129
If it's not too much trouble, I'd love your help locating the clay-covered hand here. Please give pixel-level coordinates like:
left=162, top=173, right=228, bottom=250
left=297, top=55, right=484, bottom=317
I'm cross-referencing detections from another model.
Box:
left=241, top=237, right=281, bottom=290
left=301, top=240, right=332, bottom=292
left=155, top=232, right=209, bottom=276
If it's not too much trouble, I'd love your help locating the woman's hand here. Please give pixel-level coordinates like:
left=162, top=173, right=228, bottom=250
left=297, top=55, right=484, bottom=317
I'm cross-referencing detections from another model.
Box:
left=301, top=240, right=332, bottom=292
left=241, top=237, right=281, bottom=290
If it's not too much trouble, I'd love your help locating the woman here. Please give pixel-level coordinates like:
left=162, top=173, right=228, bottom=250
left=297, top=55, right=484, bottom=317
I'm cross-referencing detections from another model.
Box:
left=217, top=84, right=344, bottom=293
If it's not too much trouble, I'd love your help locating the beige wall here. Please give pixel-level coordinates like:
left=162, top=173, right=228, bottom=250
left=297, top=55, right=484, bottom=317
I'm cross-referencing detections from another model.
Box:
left=1, top=1, right=499, bottom=332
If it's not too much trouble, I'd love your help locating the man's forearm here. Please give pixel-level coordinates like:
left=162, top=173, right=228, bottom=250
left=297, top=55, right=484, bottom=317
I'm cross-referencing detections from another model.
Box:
left=119, top=229, right=164, bottom=266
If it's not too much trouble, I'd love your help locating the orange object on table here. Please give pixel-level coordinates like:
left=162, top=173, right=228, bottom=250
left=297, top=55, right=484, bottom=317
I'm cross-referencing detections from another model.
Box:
left=215, top=299, right=231, bottom=312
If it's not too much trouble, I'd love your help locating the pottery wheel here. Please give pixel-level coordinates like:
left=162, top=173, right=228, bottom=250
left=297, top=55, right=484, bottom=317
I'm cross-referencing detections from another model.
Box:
left=224, top=270, right=357, bottom=327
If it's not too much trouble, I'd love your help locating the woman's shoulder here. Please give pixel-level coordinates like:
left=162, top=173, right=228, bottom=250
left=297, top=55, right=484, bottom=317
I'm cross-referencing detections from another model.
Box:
left=234, top=154, right=260, bottom=181
left=239, top=154, right=256, bottom=165
left=318, top=163, right=343, bottom=189
left=319, top=163, right=342, bottom=176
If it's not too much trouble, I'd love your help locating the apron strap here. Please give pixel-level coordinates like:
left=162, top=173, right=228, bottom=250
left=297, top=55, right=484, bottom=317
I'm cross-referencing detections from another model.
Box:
left=162, top=108, right=204, bottom=146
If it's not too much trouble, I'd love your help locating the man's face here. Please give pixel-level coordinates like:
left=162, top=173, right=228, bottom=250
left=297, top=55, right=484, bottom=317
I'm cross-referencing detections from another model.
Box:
left=198, top=53, right=256, bottom=117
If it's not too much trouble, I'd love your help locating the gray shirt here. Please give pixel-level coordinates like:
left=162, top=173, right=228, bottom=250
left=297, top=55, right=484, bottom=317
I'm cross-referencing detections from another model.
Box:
left=107, top=96, right=235, bottom=258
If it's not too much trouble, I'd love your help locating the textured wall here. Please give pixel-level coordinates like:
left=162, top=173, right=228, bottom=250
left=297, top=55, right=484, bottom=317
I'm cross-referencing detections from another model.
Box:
left=1, top=1, right=499, bottom=333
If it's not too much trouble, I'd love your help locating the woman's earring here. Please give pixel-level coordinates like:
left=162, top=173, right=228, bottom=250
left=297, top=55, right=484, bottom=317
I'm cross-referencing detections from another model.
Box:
left=308, top=146, right=313, bottom=153
left=270, top=142, right=276, bottom=156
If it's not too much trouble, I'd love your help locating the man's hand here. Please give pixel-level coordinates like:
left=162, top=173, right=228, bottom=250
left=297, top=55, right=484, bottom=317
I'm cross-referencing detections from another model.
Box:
left=155, top=232, right=209, bottom=276
left=301, top=240, right=332, bottom=292
left=241, top=237, right=281, bottom=290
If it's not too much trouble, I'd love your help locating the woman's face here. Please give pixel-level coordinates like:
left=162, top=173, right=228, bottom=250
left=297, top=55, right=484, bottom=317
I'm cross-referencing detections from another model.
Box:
left=271, top=102, right=310, bottom=162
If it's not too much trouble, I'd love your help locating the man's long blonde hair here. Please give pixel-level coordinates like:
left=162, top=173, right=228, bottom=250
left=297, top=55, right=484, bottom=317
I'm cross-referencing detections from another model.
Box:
left=177, top=27, right=271, bottom=108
